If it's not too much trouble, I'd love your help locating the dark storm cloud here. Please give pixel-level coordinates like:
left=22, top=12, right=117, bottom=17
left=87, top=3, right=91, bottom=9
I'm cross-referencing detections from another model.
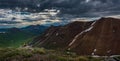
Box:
left=0, top=0, right=120, bottom=17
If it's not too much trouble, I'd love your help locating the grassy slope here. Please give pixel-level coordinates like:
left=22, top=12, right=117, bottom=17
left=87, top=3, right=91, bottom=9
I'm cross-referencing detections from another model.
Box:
left=0, top=47, right=100, bottom=61
left=0, top=25, right=48, bottom=47
left=0, top=31, right=35, bottom=47
left=0, top=47, right=118, bottom=61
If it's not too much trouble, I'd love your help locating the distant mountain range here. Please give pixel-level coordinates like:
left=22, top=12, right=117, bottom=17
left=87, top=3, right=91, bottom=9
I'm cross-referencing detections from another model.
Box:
left=30, top=17, right=120, bottom=56
left=0, top=25, right=48, bottom=47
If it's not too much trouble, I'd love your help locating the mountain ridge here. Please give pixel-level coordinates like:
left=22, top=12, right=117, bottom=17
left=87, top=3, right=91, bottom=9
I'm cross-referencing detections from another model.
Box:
left=30, top=21, right=94, bottom=49
left=30, top=17, right=120, bottom=56
left=68, top=17, right=120, bottom=56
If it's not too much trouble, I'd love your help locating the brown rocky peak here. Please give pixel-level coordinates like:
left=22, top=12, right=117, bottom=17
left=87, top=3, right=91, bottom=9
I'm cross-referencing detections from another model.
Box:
left=30, top=21, right=93, bottom=49
left=31, top=17, right=120, bottom=56
left=69, top=17, right=120, bottom=56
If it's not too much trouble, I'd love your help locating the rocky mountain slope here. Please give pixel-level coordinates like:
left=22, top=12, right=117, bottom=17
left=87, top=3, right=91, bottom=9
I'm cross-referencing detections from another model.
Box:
left=31, top=17, right=120, bottom=56
left=30, top=21, right=93, bottom=49
left=68, top=17, right=120, bottom=56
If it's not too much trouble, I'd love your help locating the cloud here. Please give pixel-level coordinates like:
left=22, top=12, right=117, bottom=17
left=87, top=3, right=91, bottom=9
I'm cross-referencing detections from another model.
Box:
left=0, top=9, right=62, bottom=28
left=85, top=0, right=91, bottom=3
left=0, top=0, right=120, bottom=17
left=0, top=0, right=120, bottom=28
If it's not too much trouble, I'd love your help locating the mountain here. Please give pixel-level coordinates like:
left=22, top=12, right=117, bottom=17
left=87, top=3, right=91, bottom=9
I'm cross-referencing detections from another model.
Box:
left=0, top=25, right=48, bottom=47
left=30, top=21, right=93, bottom=49
left=30, top=17, right=120, bottom=56
left=68, top=17, right=120, bottom=56
left=21, top=25, right=48, bottom=35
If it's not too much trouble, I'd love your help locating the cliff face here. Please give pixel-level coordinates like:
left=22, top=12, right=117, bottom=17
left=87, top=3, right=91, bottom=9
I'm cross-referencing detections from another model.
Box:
left=30, top=21, right=93, bottom=49
left=68, top=18, right=120, bottom=56
left=31, top=17, right=120, bottom=56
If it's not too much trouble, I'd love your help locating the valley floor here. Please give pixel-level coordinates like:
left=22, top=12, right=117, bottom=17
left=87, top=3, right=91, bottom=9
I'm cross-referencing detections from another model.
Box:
left=0, top=47, right=119, bottom=61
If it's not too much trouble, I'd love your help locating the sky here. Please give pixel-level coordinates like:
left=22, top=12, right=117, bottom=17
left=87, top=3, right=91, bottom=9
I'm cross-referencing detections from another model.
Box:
left=0, top=0, right=120, bottom=17
left=0, top=0, right=120, bottom=28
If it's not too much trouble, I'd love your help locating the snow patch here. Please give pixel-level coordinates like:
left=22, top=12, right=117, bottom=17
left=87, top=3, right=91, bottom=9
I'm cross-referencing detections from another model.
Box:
left=68, top=21, right=95, bottom=46
left=45, top=33, right=49, bottom=36
left=68, top=27, right=92, bottom=46
left=69, top=26, right=93, bottom=46
left=56, top=33, right=59, bottom=36
left=92, top=52, right=95, bottom=56
left=68, top=32, right=81, bottom=46
left=91, top=21, right=96, bottom=26
left=94, top=49, right=97, bottom=52
left=107, top=50, right=111, bottom=53
left=84, top=26, right=93, bottom=32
